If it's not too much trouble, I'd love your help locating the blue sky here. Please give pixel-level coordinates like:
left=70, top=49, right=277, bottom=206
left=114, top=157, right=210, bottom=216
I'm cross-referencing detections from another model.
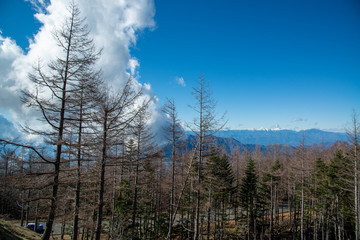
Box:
left=1, top=0, right=360, bottom=132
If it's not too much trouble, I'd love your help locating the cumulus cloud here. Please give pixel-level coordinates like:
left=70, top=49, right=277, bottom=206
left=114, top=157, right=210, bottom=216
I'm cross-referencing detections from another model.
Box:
left=176, top=76, right=186, bottom=87
left=0, top=34, right=28, bottom=124
left=128, top=58, right=140, bottom=77
left=25, top=0, right=49, bottom=13
left=0, top=0, right=157, bottom=139
left=77, top=0, right=155, bottom=88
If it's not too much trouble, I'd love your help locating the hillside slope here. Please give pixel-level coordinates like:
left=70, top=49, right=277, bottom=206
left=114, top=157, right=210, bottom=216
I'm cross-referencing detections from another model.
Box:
left=0, top=219, right=41, bottom=240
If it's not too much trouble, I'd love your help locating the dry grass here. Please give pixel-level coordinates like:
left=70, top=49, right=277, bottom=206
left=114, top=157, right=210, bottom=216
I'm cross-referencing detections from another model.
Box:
left=0, top=218, right=41, bottom=240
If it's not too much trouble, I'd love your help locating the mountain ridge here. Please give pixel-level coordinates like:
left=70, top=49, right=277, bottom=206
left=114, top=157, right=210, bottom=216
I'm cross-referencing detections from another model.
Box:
left=163, top=134, right=293, bottom=158
left=213, top=128, right=347, bottom=147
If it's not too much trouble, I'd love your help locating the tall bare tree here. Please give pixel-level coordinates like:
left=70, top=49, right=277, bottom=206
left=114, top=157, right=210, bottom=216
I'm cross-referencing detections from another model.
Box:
left=130, top=100, right=158, bottom=238
left=92, top=78, right=144, bottom=240
left=347, top=111, right=360, bottom=240
left=21, top=2, right=100, bottom=239
left=67, top=63, right=101, bottom=240
left=188, top=74, right=226, bottom=240
left=163, top=98, right=184, bottom=239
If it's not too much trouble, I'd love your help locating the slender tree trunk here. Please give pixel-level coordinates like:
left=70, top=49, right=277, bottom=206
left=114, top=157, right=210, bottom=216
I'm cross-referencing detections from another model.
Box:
left=194, top=85, right=204, bottom=240
left=72, top=91, right=84, bottom=240
left=301, top=155, right=305, bottom=240
left=20, top=191, right=25, bottom=227
left=254, top=199, right=257, bottom=240
left=261, top=207, right=265, bottom=240
left=168, top=144, right=176, bottom=239
left=349, top=112, right=360, bottom=238
left=156, top=157, right=163, bottom=239
left=132, top=161, right=139, bottom=237
left=321, top=213, right=324, bottom=240
left=95, top=111, right=108, bottom=240
left=61, top=208, right=67, bottom=240
left=166, top=143, right=199, bottom=240
left=314, top=204, right=318, bottom=240
left=42, top=8, right=74, bottom=240
left=25, top=190, right=30, bottom=226
left=292, top=185, right=297, bottom=240
left=355, top=133, right=359, bottom=240
left=274, top=184, right=278, bottom=227
left=269, top=180, right=273, bottom=240
left=206, top=187, right=212, bottom=240
left=110, top=165, right=116, bottom=239
left=214, top=205, right=217, bottom=239
left=35, top=192, right=40, bottom=235
left=289, top=185, right=292, bottom=235
left=206, top=206, right=210, bottom=240
left=194, top=141, right=202, bottom=240
left=81, top=227, right=85, bottom=240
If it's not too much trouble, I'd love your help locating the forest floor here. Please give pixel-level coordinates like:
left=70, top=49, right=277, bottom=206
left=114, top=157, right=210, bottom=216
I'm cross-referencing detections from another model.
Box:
left=0, top=218, right=41, bottom=240
left=0, top=218, right=108, bottom=240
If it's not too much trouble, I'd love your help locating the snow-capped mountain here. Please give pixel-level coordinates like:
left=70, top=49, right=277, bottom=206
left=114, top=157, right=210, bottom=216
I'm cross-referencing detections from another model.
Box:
left=214, top=129, right=347, bottom=147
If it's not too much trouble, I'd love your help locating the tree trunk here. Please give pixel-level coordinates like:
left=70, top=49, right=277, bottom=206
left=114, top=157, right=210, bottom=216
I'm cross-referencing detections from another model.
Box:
left=194, top=142, right=202, bottom=240
left=110, top=165, right=116, bottom=239
left=72, top=90, right=84, bottom=240
left=41, top=8, right=74, bottom=239
left=61, top=208, right=67, bottom=240
left=20, top=192, right=25, bottom=227
left=214, top=205, right=217, bottom=239
left=206, top=206, right=210, bottom=240
left=168, top=143, right=176, bottom=239
left=95, top=111, right=108, bottom=240
left=35, top=192, right=40, bottom=235
left=25, top=190, right=30, bottom=226
left=132, top=161, right=139, bottom=237
left=269, top=180, right=273, bottom=240
left=301, top=157, right=305, bottom=240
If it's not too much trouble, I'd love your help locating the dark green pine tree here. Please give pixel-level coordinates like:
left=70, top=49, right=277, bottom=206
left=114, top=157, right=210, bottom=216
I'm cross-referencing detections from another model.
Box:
left=204, top=149, right=235, bottom=239
left=261, top=158, right=282, bottom=239
left=310, top=158, right=329, bottom=240
left=205, top=149, right=235, bottom=202
left=327, top=150, right=354, bottom=239
left=239, top=158, right=258, bottom=240
left=113, top=138, right=137, bottom=239
left=310, top=151, right=354, bottom=239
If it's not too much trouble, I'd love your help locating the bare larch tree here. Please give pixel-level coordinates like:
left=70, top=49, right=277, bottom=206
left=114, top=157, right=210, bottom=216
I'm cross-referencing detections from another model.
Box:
left=22, top=2, right=100, bottom=239
left=187, top=74, right=226, bottom=240
left=163, top=98, right=185, bottom=239
left=91, top=78, right=144, bottom=240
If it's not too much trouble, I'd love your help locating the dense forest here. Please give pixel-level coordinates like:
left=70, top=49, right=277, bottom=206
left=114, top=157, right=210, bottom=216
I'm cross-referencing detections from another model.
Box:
left=0, top=3, right=359, bottom=240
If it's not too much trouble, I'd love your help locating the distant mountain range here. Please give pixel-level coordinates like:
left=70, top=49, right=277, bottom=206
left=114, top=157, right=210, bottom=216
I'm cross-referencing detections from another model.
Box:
left=1, top=112, right=348, bottom=153
left=213, top=129, right=348, bottom=147
left=163, top=134, right=295, bottom=158
left=164, top=129, right=348, bottom=157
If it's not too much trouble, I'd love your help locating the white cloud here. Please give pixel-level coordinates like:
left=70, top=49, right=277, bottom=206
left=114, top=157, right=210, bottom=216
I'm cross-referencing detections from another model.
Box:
left=292, top=117, right=305, bottom=122
left=76, top=0, right=155, bottom=89
left=128, top=58, right=140, bottom=77
left=176, top=76, right=186, bottom=87
left=25, top=0, right=49, bottom=13
left=0, top=34, right=27, bottom=123
left=0, top=0, right=158, bottom=140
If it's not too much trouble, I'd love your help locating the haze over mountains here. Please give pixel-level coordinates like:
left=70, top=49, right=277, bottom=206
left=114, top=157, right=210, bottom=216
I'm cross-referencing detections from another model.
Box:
left=213, top=129, right=347, bottom=147
left=0, top=114, right=348, bottom=148
left=166, top=128, right=348, bottom=157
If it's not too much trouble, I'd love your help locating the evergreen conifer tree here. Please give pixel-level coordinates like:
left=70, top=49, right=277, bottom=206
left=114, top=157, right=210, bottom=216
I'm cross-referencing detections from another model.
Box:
left=239, top=158, right=258, bottom=240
